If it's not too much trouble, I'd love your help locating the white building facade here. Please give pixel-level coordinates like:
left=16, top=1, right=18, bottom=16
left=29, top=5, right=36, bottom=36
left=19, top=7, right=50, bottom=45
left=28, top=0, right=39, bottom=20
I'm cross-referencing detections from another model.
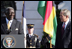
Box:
left=15, top=1, right=71, bottom=40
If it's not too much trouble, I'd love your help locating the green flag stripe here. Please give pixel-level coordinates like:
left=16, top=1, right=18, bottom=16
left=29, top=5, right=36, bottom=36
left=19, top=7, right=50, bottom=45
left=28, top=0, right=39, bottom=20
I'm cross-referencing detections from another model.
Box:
left=37, top=1, right=46, bottom=21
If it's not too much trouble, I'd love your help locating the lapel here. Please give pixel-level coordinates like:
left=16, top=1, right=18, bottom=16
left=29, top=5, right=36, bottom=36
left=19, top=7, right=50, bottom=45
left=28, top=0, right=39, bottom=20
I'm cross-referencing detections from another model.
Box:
left=59, top=23, right=63, bottom=39
left=31, top=34, right=35, bottom=39
left=26, top=34, right=30, bottom=43
left=62, top=21, right=71, bottom=40
left=1, top=19, right=8, bottom=34
left=1, top=19, right=16, bottom=34
left=27, top=34, right=29, bottom=39
left=10, top=19, right=16, bottom=32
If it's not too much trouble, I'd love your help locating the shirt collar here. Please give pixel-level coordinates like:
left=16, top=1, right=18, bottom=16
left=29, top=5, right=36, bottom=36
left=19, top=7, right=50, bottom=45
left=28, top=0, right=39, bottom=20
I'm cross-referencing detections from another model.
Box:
left=29, top=33, right=33, bottom=37
left=63, top=19, right=69, bottom=25
left=62, top=19, right=69, bottom=27
left=65, top=19, right=69, bottom=25
left=6, top=18, right=8, bottom=24
left=6, top=18, right=13, bottom=24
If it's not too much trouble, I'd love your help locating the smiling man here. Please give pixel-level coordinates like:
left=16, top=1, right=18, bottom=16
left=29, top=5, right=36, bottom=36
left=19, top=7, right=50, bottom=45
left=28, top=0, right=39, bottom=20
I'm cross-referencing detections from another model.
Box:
left=1, top=7, right=24, bottom=34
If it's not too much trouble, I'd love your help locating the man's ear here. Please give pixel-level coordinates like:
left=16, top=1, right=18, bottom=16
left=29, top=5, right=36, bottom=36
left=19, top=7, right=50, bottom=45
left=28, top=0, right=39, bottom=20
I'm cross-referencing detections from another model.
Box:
left=33, top=28, right=34, bottom=30
left=66, top=15, right=69, bottom=18
left=12, top=12, right=15, bottom=16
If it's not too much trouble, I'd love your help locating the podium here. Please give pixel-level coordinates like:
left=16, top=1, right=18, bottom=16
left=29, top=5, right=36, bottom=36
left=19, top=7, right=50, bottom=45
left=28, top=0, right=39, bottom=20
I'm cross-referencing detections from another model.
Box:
left=1, top=35, right=25, bottom=48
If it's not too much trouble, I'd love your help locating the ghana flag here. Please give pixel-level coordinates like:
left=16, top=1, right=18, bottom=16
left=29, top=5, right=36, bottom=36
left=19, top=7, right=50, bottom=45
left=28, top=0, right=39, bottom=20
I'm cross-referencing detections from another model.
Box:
left=37, top=1, right=57, bottom=46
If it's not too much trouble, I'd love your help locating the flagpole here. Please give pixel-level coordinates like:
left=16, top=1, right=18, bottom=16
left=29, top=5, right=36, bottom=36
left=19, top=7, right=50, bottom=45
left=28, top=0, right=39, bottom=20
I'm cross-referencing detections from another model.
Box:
left=22, top=1, right=26, bottom=48
left=50, top=38, right=52, bottom=48
left=21, top=12, right=23, bottom=24
left=21, top=1, right=24, bottom=24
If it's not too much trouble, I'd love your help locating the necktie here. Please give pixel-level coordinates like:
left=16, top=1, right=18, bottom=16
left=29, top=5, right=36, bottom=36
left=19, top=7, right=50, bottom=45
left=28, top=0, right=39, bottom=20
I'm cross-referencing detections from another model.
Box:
left=30, top=35, right=31, bottom=38
left=62, top=23, right=65, bottom=36
left=7, top=21, right=10, bottom=30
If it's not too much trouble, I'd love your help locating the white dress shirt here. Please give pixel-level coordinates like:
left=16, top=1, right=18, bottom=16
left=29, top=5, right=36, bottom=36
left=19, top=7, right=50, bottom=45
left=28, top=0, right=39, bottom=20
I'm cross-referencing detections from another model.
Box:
left=6, top=18, right=13, bottom=27
left=62, top=19, right=69, bottom=30
left=28, top=33, right=33, bottom=38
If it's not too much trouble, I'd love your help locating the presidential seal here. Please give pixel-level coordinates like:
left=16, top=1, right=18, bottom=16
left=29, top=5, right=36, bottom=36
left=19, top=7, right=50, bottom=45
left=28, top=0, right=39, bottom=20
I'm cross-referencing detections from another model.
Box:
left=3, top=35, right=16, bottom=48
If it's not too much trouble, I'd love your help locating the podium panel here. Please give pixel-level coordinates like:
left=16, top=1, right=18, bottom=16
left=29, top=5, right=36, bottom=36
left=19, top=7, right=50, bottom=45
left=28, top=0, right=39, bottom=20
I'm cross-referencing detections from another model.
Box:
left=1, top=35, right=24, bottom=48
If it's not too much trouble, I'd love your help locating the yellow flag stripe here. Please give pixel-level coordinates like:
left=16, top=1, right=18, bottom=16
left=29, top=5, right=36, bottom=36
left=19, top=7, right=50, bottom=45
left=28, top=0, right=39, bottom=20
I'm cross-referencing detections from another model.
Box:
left=43, top=6, right=56, bottom=37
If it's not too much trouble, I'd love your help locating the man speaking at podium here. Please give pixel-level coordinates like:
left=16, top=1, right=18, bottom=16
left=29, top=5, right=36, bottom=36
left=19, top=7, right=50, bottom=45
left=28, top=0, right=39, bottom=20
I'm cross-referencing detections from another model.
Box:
left=1, top=7, right=23, bottom=34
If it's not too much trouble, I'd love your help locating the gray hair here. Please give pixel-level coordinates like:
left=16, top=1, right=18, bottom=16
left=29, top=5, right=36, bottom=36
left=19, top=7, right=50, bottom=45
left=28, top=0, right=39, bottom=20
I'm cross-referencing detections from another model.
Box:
left=6, top=7, right=14, bottom=10
left=61, top=9, right=70, bottom=18
left=5, top=7, right=14, bottom=13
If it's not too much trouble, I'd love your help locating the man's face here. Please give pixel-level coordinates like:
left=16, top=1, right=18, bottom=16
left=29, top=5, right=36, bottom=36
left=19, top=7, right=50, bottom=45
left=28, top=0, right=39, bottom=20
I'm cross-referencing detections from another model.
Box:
left=60, top=12, right=67, bottom=22
left=6, top=9, right=15, bottom=20
left=28, top=28, right=34, bottom=34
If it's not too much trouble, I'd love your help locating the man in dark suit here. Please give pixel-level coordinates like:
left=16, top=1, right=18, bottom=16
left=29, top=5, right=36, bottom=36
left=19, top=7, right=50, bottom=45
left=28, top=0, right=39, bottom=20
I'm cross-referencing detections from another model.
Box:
left=26, top=24, right=41, bottom=48
left=55, top=9, right=71, bottom=48
left=1, top=7, right=23, bottom=34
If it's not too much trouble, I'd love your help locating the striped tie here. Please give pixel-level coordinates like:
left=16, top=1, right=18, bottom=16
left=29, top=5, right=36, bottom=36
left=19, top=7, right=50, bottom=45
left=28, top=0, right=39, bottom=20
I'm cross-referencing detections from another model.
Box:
left=7, top=21, right=10, bottom=30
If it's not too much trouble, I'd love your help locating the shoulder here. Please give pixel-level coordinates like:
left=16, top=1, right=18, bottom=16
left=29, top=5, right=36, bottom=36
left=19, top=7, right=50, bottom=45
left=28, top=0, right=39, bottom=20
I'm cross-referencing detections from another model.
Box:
left=34, top=34, right=41, bottom=42
left=67, top=20, right=71, bottom=28
left=14, top=19, right=22, bottom=25
left=14, top=19, right=21, bottom=23
left=1, top=17, right=6, bottom=24
left=69, top=20, right=71, bottom=25
left=34, top=34, right=39, bottom=38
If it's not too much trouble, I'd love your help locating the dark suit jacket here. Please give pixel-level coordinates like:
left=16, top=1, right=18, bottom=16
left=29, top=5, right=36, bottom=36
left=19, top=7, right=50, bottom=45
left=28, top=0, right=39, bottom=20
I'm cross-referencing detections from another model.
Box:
left=1, top=18, right=24, bottom=34
left=55, top=20, right=71, bottom=48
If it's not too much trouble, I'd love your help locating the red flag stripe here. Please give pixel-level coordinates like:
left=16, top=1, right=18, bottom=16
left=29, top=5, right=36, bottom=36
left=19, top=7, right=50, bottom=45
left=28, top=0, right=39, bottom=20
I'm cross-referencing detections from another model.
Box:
left=43, top=1, right=52, bottom=25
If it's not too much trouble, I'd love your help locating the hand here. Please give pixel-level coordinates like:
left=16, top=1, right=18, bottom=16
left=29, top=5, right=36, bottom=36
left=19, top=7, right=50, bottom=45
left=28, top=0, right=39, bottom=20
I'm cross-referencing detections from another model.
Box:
left=49, top=34, right=51, bottom=37
left=24, top=37, right=26, bottom=40
left=46, top=34, right=51, bottom=40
